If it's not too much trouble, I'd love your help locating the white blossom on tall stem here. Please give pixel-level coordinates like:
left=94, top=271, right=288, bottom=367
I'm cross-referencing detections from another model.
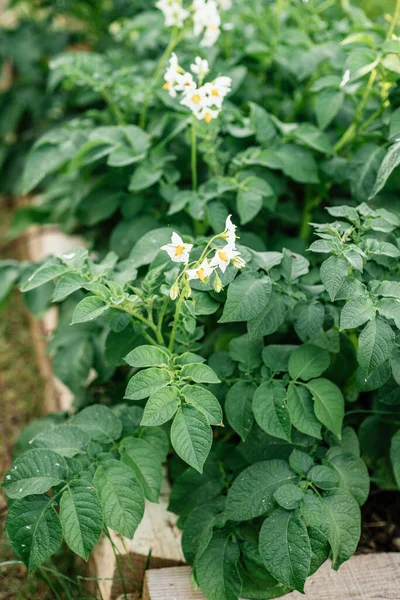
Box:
left=190, top=57, right=210, bottom=80
left=156, top=0, right=190, bottom=28
left=161, top=232, right=193, bottom=264
left=210, top=244, right=244, bottom=273
left=186, top=258, right=214, bottom=281
left=222, top=214, right=237, bottom=245
left=193, top=0, right=222, bottom=47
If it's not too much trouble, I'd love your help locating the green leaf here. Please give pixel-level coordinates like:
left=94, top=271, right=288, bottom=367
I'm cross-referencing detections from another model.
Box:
left=289, top=449, right=314, bottom=475
left=2, top=449, right=66, bottom=499
left=5, top=495, right=63, bottom=571
left=350, top=144, right=385, bottom=201
left=229, top=334, right=263, bottom=371
left=60, top=481, right=103, bottom=560
left=320, top=256, right=349, bottom=301
left=31, top=425, right=89, bottom=457
left=315, top=89, right=344, bottom=129
left=248, top=292, right=288, bottom=339
left=168, top=460, right=225, bottom=517
left=294, top=303, right=324, bottom=342
left=71, top=296, right=109, bottom=324
left=23, top=264, right=71, bottom=291
left=225, top=381, right=255, bottom=442
left=182, top=385, right=223, bottom=426
left=259, top=508, right=311, bottom=592
left=124, top=345, right=170, bottom=368
left=390, top=430, right=400, bottom=488
left=196, top=530, right=242, bottom=600
left=287, top=383, right=322, bottom=439
left=125, top=367, right=172, bottom=400
left=306, top=379, right=344, bottom=438
left=369, top=142, right=400, bottom=199
left=72, top=405, right=122, bottom=443
left=339, top=296, right=375, bottom=330
left=357, top=318, right=394, bottom=377
left=219, top=272, right=271, bottom=323
left=129, top=162, right=163, bottom=191
left=308, top=526, right=330, bottom=576
left=182, top=502, right=225, bottom=564
left=308, top=465, right=339, bottom=490
left=226, top=460, right=297, bottom=521
left=288, top=345, right=330, bottom=381
left=140, top=427, right=169, bottom=462
left=276, top=144, right=319, bottom=184
left=180, top=363, right=220, bottom=384
left=236, top=176, right=275, bottom=224
left=141, top=387, right=181, bottom=426
left=303, top=490, right=360, bottom=570
left=129, top=227, right=172, bottom=268
left=121, top=437, right=163, bottom=502
left=294, top=123, right=333, bottom=154
left=273, top=484, right=304, bottom=510
left=326, top=448, right=370, bottom=505
left=93, top=459, right=145, bottom=538
left=280, top=249, right=310, bottom=282
left=170, top=405, right=212, bottom=473
left=253, top=382, right=291, bottom=441
left=262, top=345, right=298, bottom=373
left=53, top=273, right=88, bottom=302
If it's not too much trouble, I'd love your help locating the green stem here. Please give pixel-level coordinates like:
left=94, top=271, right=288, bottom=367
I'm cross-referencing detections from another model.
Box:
left=300, top=186, right=321, bottom=242
left=157, top=297, right=169, bottom=344
left=139, top=28, right=180, bottom=130
left=386, top=0, right=400, bottom=41
left=168, top=291, right=185, bottom=352
left=113, top=303, right=160, bottom=344
left=191, top=114, right=198, bottom=191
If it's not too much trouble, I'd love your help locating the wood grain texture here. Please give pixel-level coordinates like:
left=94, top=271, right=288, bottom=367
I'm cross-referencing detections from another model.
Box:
left=141, top=554, right=400, bottom=600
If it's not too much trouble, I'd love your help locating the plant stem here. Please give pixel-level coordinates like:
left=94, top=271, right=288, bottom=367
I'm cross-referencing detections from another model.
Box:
left=139, top=28, right=179, bottom=130
left=157, top=297, right=169, bottom=344
left=300, top=186, right=321, bottom=242
left=191, top=113, right=198, bottom=191
left=168, top=290, right=185, bottom=352
left=386, top=0, right=400, bottom=41
left=101, top=88, right=126, bottom=126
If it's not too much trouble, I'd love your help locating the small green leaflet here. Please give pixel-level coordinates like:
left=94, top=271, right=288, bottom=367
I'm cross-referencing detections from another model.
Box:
left=320, top=256, right=348, bottom=301
left=288, top=345, right=330, bottom=381
left=182, top=501, right=225, bottom=564
left=357, top=318, right=394, bottom=378
left=71, top=296, right=109, bottom=324
left=308, top=465, right=339, bottom=490
left=369, top=141, right=400, bottom=199
left=225, top=381, right=255, bottom=441
left=93, top=459, right=145, bottom=539
left=125, top=367, right=172, bottom=400
left=326, top=448, right=370, bottom=505
left=262, top=345, right=298, bottom=373
left=121, top=437, right=163, bottom=502
left=286, top=383, right=322, bottom=439
left=23, top=263, right=71, bottom=291
left=339, top=296, right=375, bottom=330
left=259, top=508, right=311, bottom=592
left=180, top=363, right=220, bottom=384
left=226, top=460, right=297, bottom=521
left=31, top=425, right=90, bottom=457
left=60, top=481, right=103, bottom=560
left=306, top=378, right=344, bottom=438
left=53, top=273, right=88, bottom=302
left=315, top=89, right=344, bottom=130
left=253, top=382, right=291, bottom=441
left=273, top=484, right=304, bottom=510
left=72, top=405, right=122, bottom=443
left=182, top=385, right=223, bottom=426
left=195, top=530, right=242, bottom=600
left=124, top=345, right=170, bottom=368
left=2, top=449, right=66, bottom=499
left=294, top=303, right=325, bottom=342
left=5, top=494, right=63, bottom=571
left=170, top=405, right=213, bottom=473
left=219, top=272, right=271, bottom=323
left=141, top=387, right=181, bottom=426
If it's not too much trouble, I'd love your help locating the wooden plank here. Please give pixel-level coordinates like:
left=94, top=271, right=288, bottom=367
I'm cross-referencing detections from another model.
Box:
left=141, top=554, right=400, bottom=600
left=87, top=473, right=185, bottom=600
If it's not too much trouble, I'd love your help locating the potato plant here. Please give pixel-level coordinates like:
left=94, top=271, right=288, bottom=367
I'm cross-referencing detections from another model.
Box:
left=2, top=1, right=400, bottom=599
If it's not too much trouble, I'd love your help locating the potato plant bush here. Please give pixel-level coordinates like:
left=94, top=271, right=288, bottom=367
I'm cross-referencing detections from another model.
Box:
left=2, top=0, right=400, bottom=598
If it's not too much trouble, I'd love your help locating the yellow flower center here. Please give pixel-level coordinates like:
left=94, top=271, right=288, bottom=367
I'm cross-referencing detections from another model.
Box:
left=197, top=267, right=206, bottom=281
left=192, top=94, right=201, bottom=104
left=218, top=250, right=229, bottom=262
left=175, top=245, right=185, bottom=256
left=211, top=88, right=219, bottom=96
left=163, top=82, right=170, bottom=90
left=209, top=24, right=218, bottom=30
left=204, top=112, right=212, bottom=123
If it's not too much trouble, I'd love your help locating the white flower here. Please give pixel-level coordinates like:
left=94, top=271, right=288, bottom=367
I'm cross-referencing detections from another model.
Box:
left=203, top=76, right=232, bottom=108
left=195, top=106, right=221, bottom=123
left=156, top=0, right=190, bottom=28
left=186, top=259, right=215, bottom=281
left=175, top=71, right=196, bottom=92
left=161, top=232, right=193, bottom=264
left=193, top=0, right=221, bottom=47
left=163, top=52, right=182, bottom=97
left=210, top=244, right=243, bottom=273
left=217, top=0, right=232, bottom=9
left=222, top=214, right=237, bottom=245
left=180, top=83, right=209, bottom=113
left=190, top=57, right=210, bottom=79
left=340, top=69, right=350, bottom=88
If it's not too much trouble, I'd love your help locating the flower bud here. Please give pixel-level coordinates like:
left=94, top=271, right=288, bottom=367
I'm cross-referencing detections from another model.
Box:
left=170, top=281, right=180, bottom=300
left=214, top=272, right=223, bottom=293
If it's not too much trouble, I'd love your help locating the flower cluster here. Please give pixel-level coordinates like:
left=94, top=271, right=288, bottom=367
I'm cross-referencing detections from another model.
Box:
left=161, top=215, right=245, bottom=297
left=163, top=53, right=232, bottom=122
left=156, top=0, right=230, bottom=46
